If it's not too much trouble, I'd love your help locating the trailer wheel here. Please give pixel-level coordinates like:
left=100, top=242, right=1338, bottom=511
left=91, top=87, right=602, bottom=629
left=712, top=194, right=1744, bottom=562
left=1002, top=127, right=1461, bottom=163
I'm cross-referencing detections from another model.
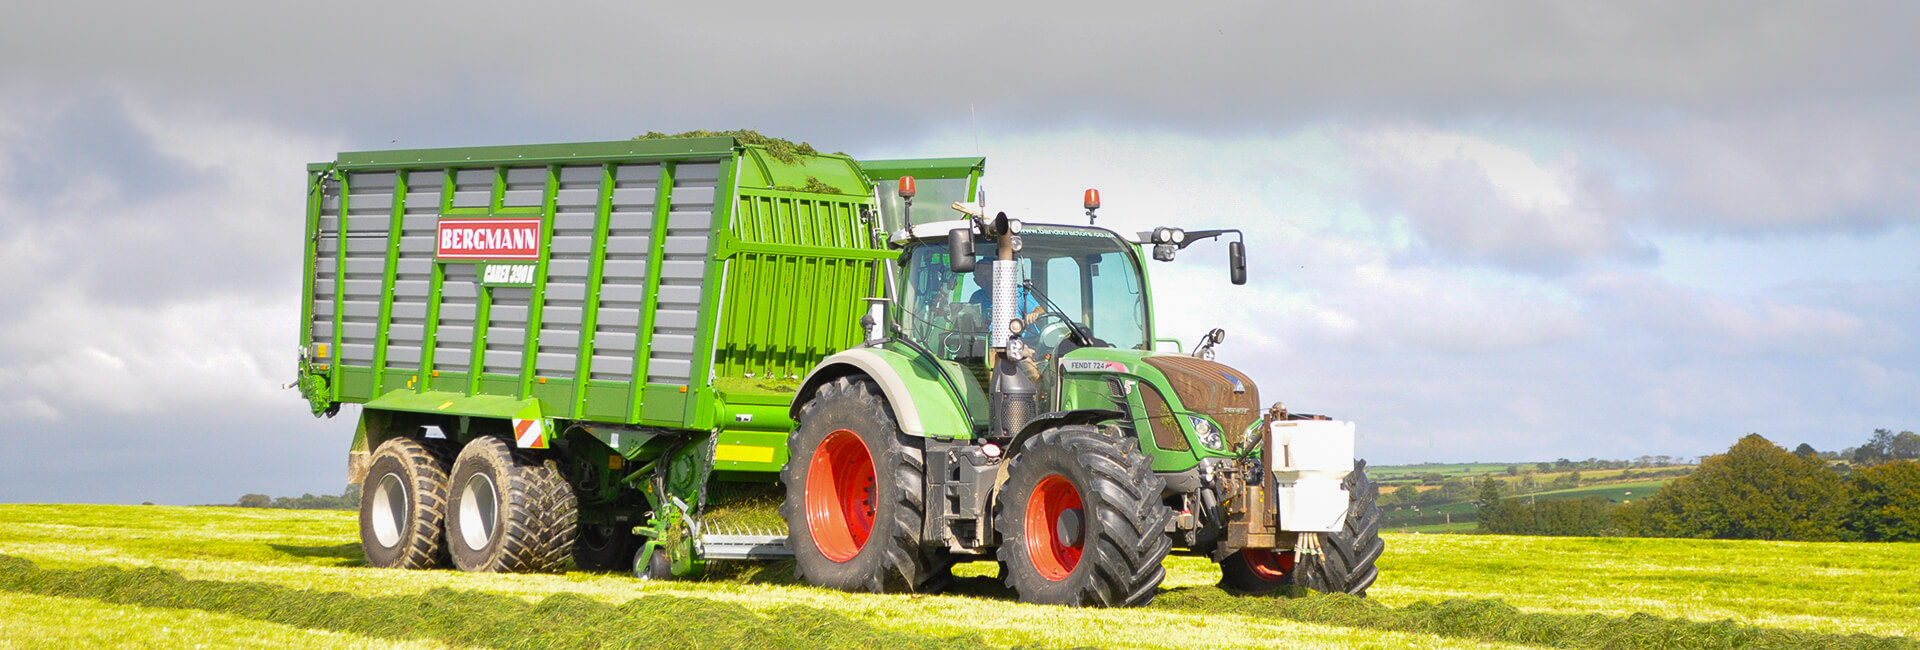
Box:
left=445, top=436, right=579, bottom=573
left=995, top=425, right=1173, bottom=606
left=781, top=376, right=947, bottom=593
left=1217, top=548, right=1294, bottom=594
left=1288, top=460, right=1384, bottom=596
left=358, top=437, right=456, bottom=569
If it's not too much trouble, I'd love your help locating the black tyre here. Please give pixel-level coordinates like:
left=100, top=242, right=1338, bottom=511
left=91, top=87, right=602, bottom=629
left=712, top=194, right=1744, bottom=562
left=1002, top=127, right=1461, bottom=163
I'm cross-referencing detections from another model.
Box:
left=1289, top=460, right=1384, bottom=596
left=445, top=436, right=579, bottom=573
left=358, top=437, right=456, bottom=569
left=633, top=543, right=673, bottom=580
left=780, top=376, right=947, bottom=593
left=573, top=523, right=639, bottom=572
left=994, top=425, right=1173, bottom=606
left=1217, top=548, right=1294, bottom=594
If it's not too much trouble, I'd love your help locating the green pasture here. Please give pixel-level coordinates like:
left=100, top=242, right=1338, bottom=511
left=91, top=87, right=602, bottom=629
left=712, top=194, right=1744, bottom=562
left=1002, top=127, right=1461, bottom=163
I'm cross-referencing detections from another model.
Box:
left=0, top=504, right=1915, bottom=649
left=1523, top=479, right=1668, bottom=503
left=1370, top=463, right=1516, bottom=483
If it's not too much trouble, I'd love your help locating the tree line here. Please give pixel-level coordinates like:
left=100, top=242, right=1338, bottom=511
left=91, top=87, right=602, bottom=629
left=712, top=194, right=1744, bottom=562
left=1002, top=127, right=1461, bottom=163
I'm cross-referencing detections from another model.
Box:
left=1482, top=431, right=1920, bottom=542
left=230, top=485, right=361, bottom=510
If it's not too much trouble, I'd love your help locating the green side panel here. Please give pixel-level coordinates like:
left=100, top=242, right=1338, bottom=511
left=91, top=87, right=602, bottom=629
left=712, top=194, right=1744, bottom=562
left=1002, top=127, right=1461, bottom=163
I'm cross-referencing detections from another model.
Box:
left=713, top=188, right=882, bottom=400
left=477, top=375, right=520, bottom=396
left=365, top=389, right=537, bottom=420
left=582, top=381, right=630, bottom=421
left=339, top=367, right=376, bottom=399
left=641, top=385, right=686, bottom=423
left=530, top=381, right=573, bottom=412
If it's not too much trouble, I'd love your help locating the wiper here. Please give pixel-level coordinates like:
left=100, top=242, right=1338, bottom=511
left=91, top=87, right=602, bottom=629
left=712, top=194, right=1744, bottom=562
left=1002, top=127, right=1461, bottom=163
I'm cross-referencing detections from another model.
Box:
left=1020, top=280, right=1095, bottom=346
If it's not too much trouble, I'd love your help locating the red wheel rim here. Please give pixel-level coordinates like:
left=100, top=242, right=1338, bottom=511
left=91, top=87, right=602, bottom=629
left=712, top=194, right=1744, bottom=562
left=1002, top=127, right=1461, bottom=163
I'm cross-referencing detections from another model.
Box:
left=1242, top=548, right=1295, bottom=581
left=1025, top=474, right=1085, bottom=581
left=805, top=429, right=876, bottom=562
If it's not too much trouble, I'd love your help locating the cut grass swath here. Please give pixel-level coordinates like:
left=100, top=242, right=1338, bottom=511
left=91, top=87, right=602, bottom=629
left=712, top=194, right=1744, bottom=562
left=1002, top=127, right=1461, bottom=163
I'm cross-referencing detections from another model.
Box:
left=0, top=555, right=986, bottom=650
left=1153, top=586, right=1918, bottom=650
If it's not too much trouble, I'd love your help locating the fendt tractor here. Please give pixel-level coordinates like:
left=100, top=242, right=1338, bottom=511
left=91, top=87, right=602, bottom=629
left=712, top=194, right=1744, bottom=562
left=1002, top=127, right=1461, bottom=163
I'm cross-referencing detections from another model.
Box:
left=297, top=134, right=1382, bottom=607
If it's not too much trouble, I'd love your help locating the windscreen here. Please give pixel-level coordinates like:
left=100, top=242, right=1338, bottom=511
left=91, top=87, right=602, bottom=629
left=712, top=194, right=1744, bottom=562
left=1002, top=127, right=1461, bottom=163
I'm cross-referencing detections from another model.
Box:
left=897, top=228, right=1148, bottom=363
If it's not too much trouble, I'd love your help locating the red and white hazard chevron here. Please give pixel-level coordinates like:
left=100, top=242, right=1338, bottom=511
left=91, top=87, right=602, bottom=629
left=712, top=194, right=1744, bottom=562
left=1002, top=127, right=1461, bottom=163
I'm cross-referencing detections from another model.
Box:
left=512, top=417, right=549, bottom=449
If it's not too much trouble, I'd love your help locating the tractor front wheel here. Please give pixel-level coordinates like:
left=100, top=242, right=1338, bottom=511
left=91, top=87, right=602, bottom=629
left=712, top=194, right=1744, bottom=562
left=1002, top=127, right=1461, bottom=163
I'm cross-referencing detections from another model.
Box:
left=1218, top=548, right=1295, bottom=594
left=781, top=376, right=948, bottom=593
left=1287, top=460, right=1385, bottom=596
left=994, top=425, right=1172, bottom=606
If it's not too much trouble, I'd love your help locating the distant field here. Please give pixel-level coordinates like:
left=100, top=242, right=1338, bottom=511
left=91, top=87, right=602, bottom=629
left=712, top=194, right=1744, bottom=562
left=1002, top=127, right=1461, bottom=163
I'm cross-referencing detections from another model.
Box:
left=1372, top=463, right=1692, bottom=489
left=1370, top=463, right=1517, bottom=482
left=1, top=504, right=1916, bottom=648
left=1523, top=478, right=1668, bottom=503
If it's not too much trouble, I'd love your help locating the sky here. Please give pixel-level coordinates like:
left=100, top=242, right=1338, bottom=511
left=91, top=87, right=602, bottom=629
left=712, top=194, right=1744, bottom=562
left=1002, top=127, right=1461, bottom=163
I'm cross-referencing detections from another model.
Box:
left=1, top=2, right=1916, bottom=504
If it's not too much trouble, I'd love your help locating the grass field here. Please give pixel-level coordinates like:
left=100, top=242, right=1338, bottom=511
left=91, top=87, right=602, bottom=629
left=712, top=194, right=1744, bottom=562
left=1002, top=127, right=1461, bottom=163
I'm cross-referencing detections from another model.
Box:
left=1, top=504, right=1917, bottom=649
left=1372, top=463, right=1692, bottom=489
left=1522, top=479, right=1668, bottom=503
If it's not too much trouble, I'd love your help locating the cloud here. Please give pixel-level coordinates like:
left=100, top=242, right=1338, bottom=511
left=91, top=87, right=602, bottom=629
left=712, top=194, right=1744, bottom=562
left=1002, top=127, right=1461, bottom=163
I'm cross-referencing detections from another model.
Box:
left=1619, top=107, right=1920, bottom=233
left=1347, top=127, right=1653, bottom=272
left=1578, top=272, right=1899, bottom=358
left=5, top=3, right=1918, bottom=138
left=0, top=93, right=339, bottom=307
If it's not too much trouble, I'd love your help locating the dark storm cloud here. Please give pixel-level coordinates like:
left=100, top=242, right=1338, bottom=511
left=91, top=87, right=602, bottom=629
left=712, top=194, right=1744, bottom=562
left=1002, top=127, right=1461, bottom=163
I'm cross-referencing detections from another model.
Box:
left=7, top=2, right=1917, bottom=131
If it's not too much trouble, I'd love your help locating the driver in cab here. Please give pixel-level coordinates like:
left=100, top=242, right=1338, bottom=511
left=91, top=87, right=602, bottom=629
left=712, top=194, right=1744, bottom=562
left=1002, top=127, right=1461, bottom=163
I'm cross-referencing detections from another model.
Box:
left=968, top=261, right=1042, bottom=331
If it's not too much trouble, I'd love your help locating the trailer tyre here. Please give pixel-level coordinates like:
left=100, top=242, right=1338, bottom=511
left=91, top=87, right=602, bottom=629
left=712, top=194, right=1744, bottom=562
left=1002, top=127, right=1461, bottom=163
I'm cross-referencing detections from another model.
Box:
left=995, top=425, right=1173, bottom=606
left=358, top=437, right=457, bottom=569
left=1288, top=460, right=1384, bottom=596
left=781, top=376, right=947, bottom=594
left=445, top=436, right=579, bottom=573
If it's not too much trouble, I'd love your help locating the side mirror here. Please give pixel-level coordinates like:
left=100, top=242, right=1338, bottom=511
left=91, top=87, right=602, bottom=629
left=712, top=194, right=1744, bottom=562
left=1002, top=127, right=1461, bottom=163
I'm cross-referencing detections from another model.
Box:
left=948, top=229, right=975, bottom=273
left=1229, top=240, right=1247, bottom=285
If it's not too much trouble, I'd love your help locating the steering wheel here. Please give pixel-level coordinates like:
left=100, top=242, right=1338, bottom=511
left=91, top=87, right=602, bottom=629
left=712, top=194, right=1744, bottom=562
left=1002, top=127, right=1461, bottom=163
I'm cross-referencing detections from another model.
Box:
left=1023, top=311, right=1077, bottom=356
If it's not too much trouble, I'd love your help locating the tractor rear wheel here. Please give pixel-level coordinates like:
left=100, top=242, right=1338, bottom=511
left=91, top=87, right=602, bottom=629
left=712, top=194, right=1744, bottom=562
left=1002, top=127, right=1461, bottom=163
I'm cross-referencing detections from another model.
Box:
left=1288, top=460, right=1384, bottom=596
left=1217, top=548, right=1295, bottom=594
left=995, top=425, right=1173, bottom=606
left=445, top=436, right=578, bottom=573
left=358, top=436, right=456, bottom=569
left=781, top=376, right=947, bottom=593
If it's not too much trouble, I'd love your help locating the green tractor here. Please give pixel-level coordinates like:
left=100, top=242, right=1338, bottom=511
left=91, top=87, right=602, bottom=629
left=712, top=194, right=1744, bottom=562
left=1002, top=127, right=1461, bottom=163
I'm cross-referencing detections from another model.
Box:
left=781, top=181, right=1383, bottom=606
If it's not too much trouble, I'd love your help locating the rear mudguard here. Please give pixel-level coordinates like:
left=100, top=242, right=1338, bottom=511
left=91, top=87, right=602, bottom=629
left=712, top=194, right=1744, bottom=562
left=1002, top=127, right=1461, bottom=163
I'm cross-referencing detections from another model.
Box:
left=790, top=347, right=983, bottom=439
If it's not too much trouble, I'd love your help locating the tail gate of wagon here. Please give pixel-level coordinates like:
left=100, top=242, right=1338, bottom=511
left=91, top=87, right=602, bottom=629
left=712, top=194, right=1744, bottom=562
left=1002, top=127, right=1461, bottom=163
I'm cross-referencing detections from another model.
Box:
left=301, top=137, right=919, bottom=476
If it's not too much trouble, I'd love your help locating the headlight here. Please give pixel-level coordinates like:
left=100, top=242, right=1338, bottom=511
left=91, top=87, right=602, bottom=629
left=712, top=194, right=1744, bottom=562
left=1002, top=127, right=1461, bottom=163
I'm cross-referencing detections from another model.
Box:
left=1189, top=415, right=1224, bottom=450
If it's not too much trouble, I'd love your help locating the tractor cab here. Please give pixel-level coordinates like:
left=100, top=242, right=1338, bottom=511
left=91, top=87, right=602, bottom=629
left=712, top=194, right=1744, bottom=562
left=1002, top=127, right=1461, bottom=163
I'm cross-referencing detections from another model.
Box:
left=893, top=220, right=1151, bottom=402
